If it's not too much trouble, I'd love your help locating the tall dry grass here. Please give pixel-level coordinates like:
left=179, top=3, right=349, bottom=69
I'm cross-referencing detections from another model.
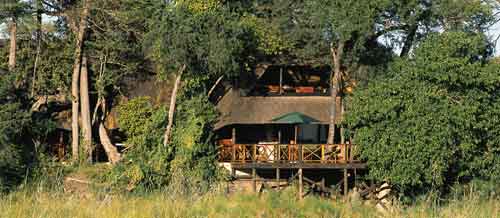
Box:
left=0, top=188, right=498, bottom=218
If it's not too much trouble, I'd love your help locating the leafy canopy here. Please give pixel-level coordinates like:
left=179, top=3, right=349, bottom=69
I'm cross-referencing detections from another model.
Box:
left=346, top=32, right=500, bottom=193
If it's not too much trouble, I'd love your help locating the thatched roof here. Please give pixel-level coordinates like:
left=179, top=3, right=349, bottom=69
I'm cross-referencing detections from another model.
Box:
left=215, top=89, right=341, bottom=129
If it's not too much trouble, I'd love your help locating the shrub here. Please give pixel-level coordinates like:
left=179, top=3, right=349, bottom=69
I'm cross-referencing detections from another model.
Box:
left=346, top=32, right=500, bottom=194
left=109, top=97, right=170, bottom=190
left=0, top=74, right=31, bottom=192
left=168, top=95, right=225, bottom=195
left=109, top=95, right=224, bottom=193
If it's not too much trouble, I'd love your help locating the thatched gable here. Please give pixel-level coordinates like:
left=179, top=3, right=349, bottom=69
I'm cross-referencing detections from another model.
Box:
left=215, top=89, right=341, bottom=129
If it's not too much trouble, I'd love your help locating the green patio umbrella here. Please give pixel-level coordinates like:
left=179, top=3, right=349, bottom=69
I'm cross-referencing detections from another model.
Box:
left=271, top=112, right=319, bottom=124
left=272, top=112, right=319, bottom=144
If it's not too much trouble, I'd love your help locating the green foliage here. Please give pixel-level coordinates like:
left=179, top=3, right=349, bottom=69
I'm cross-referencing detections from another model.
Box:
left=239, top=14, right=293, bottom=56
left=143, top=2, right=247, bottom=79
left=168, top=94, right=223, bottom=195
left=0, top=74, right=30, bottom=192
left=0, top=0, right=30, bottom=21
left=346, top=32, right=500, bottom=194
left=111, top=97, right=169, bottom=190
left=110, top=93, right=223, bottom=194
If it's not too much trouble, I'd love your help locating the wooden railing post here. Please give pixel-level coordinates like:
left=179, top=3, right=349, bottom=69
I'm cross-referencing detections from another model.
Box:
left=277, top=144, right=281, bottom=163
left=253, top=144, right=257, bottom=162
left=321, top=144, right=325, bottom=163
left=299, top=144, right=303, bottom=163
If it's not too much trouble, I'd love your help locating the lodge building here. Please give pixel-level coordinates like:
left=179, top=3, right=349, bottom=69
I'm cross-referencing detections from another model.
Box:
left=213, top=64, right=365, bottom=196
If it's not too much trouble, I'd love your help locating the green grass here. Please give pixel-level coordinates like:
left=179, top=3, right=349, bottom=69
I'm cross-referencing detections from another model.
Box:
left=0, top=188, right=498, bottom=218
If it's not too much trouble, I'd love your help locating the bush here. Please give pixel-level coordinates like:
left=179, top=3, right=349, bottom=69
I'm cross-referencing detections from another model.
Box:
left=346, top=32, right=500, bottom=194
left=109, top=95, right=224, bottom=193
left=109, top=97, right=170, bottom=190
left=168, top=95, right=225, bottom=195
left=0, top=74, right=31, bottom=192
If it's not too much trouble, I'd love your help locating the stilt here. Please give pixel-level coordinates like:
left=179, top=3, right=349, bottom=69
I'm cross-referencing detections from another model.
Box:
left=354, top=168, right=357, bottom=187
left=252, top=143, right=257, bottom=193
left=343, top=168, right=348, bottom=196
left=298, top=168, right=303, bottom=199
left=276, top=168, right=280, bottom=190
left=321, top=177, right=326, bottom=196
left=252, top=167, right=257, bottom=193
left=298, top=142, right=303, bottom=199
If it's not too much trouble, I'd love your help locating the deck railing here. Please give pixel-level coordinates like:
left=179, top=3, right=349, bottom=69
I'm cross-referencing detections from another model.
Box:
left=218, top=144, right=359, bottom=164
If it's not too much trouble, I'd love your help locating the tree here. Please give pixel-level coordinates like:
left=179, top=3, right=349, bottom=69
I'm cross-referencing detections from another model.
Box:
left=69, top=0, right=91, bottom=162
left=0, top=74, right=30, bottom=192
left=0, top=0, right=30, bottom=72
left=143, top=1, right=246, bottom=146
left=346, top=32, right=500, bottom=193
left=306, top=0, right=494, bottom=144
left=80, top=56, right=92, bottom=162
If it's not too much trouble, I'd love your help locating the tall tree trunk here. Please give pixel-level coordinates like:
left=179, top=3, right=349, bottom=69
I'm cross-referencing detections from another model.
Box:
left=71, top=0, right=91, bottom=162
left=31, top=0, right=42, bottom=97
left=163, top=64, right=186, bottom=146
left=327, top=42, right=344, bottom=144
left=8, top=18, right=17, bottom=72
left=80, top=56, right=92, bottom=163
left=99, top=122, right=121, bottom=164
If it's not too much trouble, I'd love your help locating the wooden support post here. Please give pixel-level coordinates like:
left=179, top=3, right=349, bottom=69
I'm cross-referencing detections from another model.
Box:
left=252, top=143, right=257, bottom=193
left=276, top=168, right=280, bottom=191
left=354, top=168, right=357, bottom=187
left=277, top=143, right=281, bottom=162
left=253, top=144, right=257, bottom=162
left=298, top=168, right=303, bottom=199
left=321, top=177, right=326, bottom=196
left=298, top=143, right=303, bottom=199
left=343, top=168, right=348, bottom=196
left=232, top=127, right=236, bottom=144
left=276, top=141, right=281, bottom=190
left=299, top=143, right=303, bottom=163
left=278, top=130, right=282, bottom=144
left=252, top=168, right=257, bottom=193
left=232, top=127, right=236, bottom=162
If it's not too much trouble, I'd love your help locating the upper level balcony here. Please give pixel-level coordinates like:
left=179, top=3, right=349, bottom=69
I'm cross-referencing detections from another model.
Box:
left=244, top=64, right=331, bottom=97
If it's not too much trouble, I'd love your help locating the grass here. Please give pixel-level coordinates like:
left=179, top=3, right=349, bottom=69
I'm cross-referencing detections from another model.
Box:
left=0, top=187, right=498, bottom=218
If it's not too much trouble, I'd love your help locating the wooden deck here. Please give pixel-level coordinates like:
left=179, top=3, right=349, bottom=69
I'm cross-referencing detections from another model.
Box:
left=218, top=143, right=366, bottom=169
left=219, top=144, right=366, bottom=197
